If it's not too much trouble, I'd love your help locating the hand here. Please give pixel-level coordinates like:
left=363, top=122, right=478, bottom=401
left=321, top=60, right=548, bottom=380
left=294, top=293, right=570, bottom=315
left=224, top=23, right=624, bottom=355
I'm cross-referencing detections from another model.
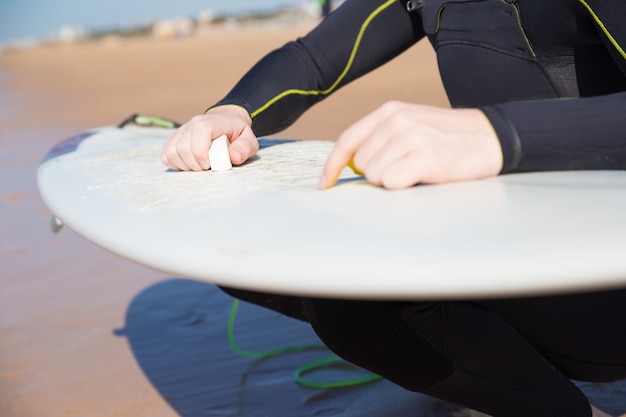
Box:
left=161, top=105, right=259, bottom=171
left=319, top=101, right=503, bottom=189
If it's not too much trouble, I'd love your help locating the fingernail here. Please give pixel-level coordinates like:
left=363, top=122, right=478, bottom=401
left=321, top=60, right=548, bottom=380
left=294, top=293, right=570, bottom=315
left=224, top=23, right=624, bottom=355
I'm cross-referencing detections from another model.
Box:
left=232, top=148, right=243, bottom=164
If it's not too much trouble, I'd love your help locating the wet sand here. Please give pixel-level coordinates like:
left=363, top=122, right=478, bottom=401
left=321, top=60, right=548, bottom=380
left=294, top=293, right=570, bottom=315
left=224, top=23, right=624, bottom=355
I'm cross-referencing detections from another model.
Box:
left=1, top=22, right=624, bottom=417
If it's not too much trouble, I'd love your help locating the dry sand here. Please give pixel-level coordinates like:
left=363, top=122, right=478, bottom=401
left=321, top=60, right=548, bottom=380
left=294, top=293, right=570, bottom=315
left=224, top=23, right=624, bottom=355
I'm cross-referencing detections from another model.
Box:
left=1, top=22, right=624, bottom=417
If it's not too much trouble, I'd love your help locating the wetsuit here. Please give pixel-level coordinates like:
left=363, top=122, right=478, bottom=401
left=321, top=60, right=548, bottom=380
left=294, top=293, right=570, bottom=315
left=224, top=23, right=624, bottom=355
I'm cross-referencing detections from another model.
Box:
left=210, top=0, right=626, bottom=415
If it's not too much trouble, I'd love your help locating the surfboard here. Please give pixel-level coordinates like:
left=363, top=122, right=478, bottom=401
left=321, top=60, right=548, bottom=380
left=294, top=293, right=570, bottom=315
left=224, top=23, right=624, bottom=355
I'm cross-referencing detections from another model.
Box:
left=37, top=124, right=626, bottom=299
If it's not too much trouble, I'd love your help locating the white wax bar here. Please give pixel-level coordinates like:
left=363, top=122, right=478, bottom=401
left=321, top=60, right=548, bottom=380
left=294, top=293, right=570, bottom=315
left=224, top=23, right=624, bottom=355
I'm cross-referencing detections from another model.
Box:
left=208, top=134, right=232, bottom=172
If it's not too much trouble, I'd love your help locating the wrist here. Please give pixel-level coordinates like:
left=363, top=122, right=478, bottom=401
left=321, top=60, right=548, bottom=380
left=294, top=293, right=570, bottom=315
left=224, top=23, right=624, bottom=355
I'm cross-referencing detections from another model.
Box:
left=474, top=108, right=505, bottom=176
left=205, top=104, right=252, bottom=126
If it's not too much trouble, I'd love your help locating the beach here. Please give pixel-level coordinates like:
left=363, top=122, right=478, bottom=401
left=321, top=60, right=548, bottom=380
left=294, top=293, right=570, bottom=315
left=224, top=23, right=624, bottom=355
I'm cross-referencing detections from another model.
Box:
left=0, top=21, right=451, bottom=417
left=1, top=21, right=625, bottom=417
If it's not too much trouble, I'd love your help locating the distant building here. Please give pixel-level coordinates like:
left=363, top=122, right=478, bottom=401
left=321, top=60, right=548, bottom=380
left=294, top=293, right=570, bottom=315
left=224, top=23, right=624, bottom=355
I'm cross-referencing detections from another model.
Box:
left=197, top=10, right=215, bottom=25
left=194, top=10, right=216, bottom=37
left=152, top=18, right=194, bottom=39
left=58, top=25, right=88, bottom=43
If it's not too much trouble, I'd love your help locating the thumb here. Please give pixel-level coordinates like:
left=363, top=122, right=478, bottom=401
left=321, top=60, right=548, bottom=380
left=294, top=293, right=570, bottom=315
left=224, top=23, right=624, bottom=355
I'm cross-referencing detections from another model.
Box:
left=228, top=126, right=259, bottom=165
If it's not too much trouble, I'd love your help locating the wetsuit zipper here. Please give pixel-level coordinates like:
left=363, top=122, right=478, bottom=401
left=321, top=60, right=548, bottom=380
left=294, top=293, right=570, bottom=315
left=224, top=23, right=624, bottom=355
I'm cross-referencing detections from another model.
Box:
left=406, top=0, right=424, bottom=12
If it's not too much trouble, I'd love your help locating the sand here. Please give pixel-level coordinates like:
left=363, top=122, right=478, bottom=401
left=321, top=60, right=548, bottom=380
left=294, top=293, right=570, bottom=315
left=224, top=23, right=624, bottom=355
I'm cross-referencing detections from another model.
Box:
left=0, top=22, right=450, bottom=417
left=1, top=21, right=624, bottom=417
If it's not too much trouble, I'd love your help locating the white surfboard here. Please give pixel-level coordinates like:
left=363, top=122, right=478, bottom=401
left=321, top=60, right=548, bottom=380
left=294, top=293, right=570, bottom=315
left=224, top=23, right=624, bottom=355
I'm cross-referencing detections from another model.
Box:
left=37, top=124, right=626, bottom=299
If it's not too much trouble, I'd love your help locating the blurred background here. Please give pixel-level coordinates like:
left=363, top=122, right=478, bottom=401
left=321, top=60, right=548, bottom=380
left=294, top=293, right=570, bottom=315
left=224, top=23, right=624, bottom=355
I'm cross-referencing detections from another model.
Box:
left=1, top=0, right=316, bottom=43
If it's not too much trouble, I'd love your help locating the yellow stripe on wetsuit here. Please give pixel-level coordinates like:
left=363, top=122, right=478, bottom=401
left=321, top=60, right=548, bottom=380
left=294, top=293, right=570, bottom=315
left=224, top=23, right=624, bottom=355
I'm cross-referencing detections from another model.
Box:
left=578, top=0, right=626, bottom=61
left=250, top=0, right=398, bottom=119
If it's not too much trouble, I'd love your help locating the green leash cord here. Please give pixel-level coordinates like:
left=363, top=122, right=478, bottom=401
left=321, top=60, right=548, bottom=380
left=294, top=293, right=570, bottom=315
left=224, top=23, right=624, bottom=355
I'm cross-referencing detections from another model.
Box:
left=227, top=299, right=382, bottom=389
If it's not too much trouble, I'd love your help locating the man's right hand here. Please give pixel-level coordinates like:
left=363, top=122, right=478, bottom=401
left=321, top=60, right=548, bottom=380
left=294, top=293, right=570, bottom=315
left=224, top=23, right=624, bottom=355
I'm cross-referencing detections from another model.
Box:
left=161, top=105, right=259, bottom=171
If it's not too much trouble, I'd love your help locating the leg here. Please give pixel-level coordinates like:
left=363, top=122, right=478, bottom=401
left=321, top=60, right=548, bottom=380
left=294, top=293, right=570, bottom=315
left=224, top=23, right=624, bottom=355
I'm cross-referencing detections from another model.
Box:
left=303, top=298, right=596, bottom=417
left=218, top=286, right=309, bottom=322
left=476, top=288, right=626, bottom=382
left=218, top=286, right=626, bottom=416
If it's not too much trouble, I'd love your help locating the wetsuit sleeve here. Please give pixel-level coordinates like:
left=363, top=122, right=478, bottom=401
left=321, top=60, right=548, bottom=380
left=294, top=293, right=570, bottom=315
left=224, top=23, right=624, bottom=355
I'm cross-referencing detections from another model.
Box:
left=482, top=92, right=626, bottom=173
left=210, top=0, right=425, bottom=137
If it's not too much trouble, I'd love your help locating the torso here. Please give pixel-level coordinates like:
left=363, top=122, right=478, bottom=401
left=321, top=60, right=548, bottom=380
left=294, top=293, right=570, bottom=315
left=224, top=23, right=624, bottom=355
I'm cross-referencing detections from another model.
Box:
left=419, top=0, right=626, bottom=106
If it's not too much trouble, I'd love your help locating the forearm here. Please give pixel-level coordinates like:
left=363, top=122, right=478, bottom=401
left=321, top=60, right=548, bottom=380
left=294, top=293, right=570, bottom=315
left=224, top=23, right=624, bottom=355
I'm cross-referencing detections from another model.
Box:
left=482, top=91, right=626, bottom=173
left=211, top=0, right=425, bottom=137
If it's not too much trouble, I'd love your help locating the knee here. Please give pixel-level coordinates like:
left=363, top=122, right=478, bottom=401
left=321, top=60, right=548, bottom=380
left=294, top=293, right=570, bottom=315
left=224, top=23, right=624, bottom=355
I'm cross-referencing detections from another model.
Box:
left=303, top=299, right=454, bottom=392
left=218, top=286, right=309, bottom=322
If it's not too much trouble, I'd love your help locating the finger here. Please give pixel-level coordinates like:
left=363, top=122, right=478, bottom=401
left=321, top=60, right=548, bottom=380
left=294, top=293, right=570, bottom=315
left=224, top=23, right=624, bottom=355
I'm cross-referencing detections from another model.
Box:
left=201, top=114, right=257, bottom=166
left=161, top=125, right=191, bottom=171
left=320, top=136, right=359, bottom=189
left=228, top=126, right=259, bottom=165
left=350, top=120, right=408, bottom=183
left=321, top=127, right=372, bottom=188
left=188, top=122, right=212, bottom=170
left=319, top=119, right=380, bottom=189
left=360, top=133, right=412, bottom=186
left=378, top=152, right=426, bottom=190
left=161, top=127, right=179, bottom=170
left=174, top=128, right=205, bottom=172
left=320, top=102, right=401, bottom=189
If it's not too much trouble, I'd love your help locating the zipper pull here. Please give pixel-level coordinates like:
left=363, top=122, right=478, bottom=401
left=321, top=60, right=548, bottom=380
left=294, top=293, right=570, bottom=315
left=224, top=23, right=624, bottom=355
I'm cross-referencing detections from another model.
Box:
left=406, top=0, right=424, bottom=12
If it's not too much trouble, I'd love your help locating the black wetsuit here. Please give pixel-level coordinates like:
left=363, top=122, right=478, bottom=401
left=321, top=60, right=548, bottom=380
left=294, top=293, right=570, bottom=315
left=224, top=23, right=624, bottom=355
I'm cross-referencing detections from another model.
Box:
left=211, top=0, right=626, bottom=415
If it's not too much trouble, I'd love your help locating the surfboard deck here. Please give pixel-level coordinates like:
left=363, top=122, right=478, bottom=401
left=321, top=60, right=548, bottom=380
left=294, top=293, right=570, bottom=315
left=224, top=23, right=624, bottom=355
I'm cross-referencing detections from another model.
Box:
left=37, top=125, right=626, bottom=299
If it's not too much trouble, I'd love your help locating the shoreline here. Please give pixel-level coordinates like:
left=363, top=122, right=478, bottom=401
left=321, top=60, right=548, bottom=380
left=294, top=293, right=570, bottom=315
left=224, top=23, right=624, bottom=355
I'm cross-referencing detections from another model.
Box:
left=0, top=24, right=448, bottom=140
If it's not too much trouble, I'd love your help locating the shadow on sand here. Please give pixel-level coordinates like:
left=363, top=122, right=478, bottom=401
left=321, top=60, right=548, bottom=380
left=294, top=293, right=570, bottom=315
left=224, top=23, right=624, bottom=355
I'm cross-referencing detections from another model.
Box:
left=114, top=278, right=436, bottom=417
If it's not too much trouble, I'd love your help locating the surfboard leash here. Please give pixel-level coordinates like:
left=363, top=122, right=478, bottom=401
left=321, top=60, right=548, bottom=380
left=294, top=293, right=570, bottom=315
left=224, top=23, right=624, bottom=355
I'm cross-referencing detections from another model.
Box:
left=117, top=113, right=181, bottom=129
left=227, top=298, right=382, bottom=389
